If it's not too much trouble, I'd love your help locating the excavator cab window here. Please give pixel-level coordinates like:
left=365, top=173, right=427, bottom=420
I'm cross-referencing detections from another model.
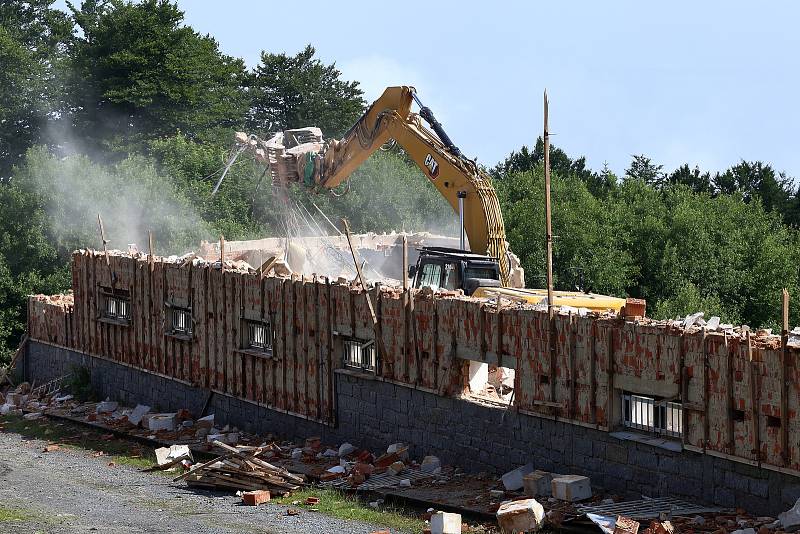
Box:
left=417, top=262, right=443, bottom=291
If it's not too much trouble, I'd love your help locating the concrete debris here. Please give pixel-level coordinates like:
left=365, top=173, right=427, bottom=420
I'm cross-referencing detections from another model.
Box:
left=524, top=470, right=554, bottom=498
left=501, top=463, right=535, bottom=491
left=779, top=498, right=800, bottom=530
left=127, top=404, right=150, bottom=426
left=551, top=475, right=592, bottom=502
left=155, top=444, right=192, bottom=467
left=613, top=515, right=640, bottom=534
left=338, top=442, right=356, bottom=457
left=146, top=413, right=177, bottom=432
left=96, top=400, right=119, bottom=414
left=496, top=498, right=545, bottom=533
left=430, top=511, right=462, bottom=534
left=420, top=455, right=442, bottom=473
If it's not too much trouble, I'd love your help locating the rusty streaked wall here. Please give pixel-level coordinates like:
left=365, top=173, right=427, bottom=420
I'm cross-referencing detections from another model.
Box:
left=26, top=249, right=800, bottom=480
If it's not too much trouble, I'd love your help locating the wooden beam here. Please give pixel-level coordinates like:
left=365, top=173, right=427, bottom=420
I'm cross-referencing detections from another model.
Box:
left=97, top=214, right=114, bottom=287
left=702, top=327, right=710, bottom=450
left=747, top=331, right=761, bottom=464
left=726, top=332, right=735, bottom=455
left=543, top=90, right=554, bottom=317
left=781, top=289, right=790, bottom=465
left=148, top=230, right=155, bottom=272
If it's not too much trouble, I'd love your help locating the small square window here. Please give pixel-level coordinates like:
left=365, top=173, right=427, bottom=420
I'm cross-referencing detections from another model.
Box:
left=168, top=307, right=192, bottom=337
left=343, top=339, right=376, bottom=373
left=102, top=291, right=131, bottom=322
left=244, top=320, right=272, bottom=352
left=622, top=392, right=683, bottom=438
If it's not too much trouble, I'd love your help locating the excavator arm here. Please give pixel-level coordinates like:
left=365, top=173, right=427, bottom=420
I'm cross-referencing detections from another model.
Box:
left=237, top=86, right=510, bottom=285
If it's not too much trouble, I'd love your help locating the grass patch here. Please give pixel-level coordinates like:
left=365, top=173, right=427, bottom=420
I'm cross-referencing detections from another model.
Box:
left=274, top=487, right=424, bottom=533
left=0, top=505, right=31, bottom=522
left=0, top=414, right=158, bottom=470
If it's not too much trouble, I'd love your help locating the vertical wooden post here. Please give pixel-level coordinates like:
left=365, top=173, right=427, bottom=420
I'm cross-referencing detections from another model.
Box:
left=568, top=313, right=576, bottom=421
left=97, top=214, right=114, bottom=287
left=219, top=235, right=226, bottom=270
left=726, top=332, right=735, bottom=454
left=543, top=91, right=554, bottom=316
left=148, top=230, right=155, bottom=272
left=702, top=327, right=710, bottom=450
left=402, top=235, right=409, bottom=292
left=680, top=332, right=689, bottom=447
left=589, top=321, right=597, bottom=425
left=606, top=326, right=615, bottom=429
left=781, top=289, right=790, bottom=465
left=402, top=235, right=411, bottom=383
left=747, top=330, right=761, bottom=464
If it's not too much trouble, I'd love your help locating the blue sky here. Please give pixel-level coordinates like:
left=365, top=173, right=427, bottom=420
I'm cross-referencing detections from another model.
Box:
left=59, top=1, right=800, bottom=177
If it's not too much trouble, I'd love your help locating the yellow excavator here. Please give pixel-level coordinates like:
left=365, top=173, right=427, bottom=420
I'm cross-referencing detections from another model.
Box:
left=236, top=86, right=630, bottom=313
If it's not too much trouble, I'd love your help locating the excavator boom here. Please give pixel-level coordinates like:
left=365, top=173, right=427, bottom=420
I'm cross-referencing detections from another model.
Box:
left=238, top=86, right=511, bottom=285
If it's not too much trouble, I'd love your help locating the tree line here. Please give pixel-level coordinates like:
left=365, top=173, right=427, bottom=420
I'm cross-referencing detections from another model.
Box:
left=0, top=0, right=798, bottom=362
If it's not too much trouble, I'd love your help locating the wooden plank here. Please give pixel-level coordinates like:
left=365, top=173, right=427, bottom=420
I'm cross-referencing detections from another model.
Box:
left=309, top=278, right=321, bottom=421
left=325, top=278, right=335, bottom=423
left=606, top=326, right=615, bottom=429
left=782, top=289, right=791, bottom=466
left=747, top=331, right=761, bottom=463
left=274, top=278, right=288, bottom=412
left=702, top=327, right=710, bottom=450
left=589, top=321, right=597, bottom=425
left=727, top=332, right=735, bottom=454
left=568, top=314, right=576, bottom=421
left=210, top=266, right=223, bottom=391
left=226, top=271, right=239, bottom=396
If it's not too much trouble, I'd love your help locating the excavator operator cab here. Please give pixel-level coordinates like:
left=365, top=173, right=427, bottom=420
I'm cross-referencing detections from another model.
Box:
left=409, top=247, right=501, bottom=296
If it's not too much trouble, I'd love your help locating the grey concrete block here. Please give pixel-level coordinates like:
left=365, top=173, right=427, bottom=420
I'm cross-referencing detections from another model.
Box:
left=605, top=443, right=628, bottom=464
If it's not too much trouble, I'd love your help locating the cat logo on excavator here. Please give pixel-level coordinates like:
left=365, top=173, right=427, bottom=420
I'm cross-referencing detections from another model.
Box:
left=424, top=153, right=439, bottom=179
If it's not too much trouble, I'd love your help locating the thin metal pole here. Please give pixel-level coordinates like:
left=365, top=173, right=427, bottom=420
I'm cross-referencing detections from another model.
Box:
left=544, top=90, right=554, bottom=316
left=457, top=191, right=467, bottom=250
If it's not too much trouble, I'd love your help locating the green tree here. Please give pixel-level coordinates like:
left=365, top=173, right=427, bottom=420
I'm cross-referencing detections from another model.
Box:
left=66, top=0, right=249, bottom=153
left=247, top=45, right=365, bottom=138
left=625, top=154, right=664, bottom=185
left=0, top=1, right=72, bottom=176
left=497, top=167, right=636, bottom=295
left=492, top=139, right=615, bottom=197
left=712, top=160, right=793, bottom=215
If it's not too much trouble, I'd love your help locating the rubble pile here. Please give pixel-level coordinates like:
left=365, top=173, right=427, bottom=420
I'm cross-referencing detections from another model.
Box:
left=6, top=379, right=800, bottom=533
left=179, top=440, right=304, bottom=495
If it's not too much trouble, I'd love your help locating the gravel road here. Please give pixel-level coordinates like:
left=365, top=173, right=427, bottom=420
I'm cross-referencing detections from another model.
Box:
left=0, top=421, right=388, bottom=534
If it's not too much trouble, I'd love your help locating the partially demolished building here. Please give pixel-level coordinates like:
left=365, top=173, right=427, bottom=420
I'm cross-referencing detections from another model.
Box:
left=21, top=241, right=800, bottom=515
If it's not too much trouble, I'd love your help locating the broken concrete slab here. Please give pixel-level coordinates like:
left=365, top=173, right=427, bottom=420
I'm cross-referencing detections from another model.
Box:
left=420, top=455, right=441, bottom=473
left=431, top=511, right=462, bottom=534
left=496, top=498, right=545, bottom=533
left=523, top=470, right=553, bottom=497
left=128, top=404, right=150, bottom=426
left=779, top=498, right=800, bottom=530
left=551, top=474, right=591, bottom=502
left=501, top=463, right=535, bottom=491
left=96, top=400, right=118, bottom=413
left=146, top=413, right=177, bottom=432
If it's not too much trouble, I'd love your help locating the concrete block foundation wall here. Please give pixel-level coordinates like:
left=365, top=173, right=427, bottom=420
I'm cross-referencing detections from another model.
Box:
left=22, top=341, right=800, bottom=516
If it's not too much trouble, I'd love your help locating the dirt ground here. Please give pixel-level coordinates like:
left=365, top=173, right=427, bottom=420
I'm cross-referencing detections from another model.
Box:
left=0, top=418, right=395, bottom=534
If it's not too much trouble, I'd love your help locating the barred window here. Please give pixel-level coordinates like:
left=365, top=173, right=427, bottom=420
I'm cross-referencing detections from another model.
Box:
left=343, top=339, right=376, bottom=373
left=104, top=294, right=130, bottom=321
left=622, top=392, right=683, bottom=438
left=246, top=321, right=272, bottom=351
left=170, top=307, right=192, bottom=336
